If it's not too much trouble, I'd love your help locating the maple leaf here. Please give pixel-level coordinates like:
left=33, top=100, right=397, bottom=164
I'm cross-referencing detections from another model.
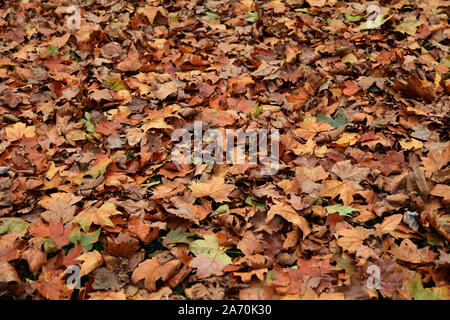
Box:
left=36, top=271, right=72, bottom=300
left=342, top=81, right=361, bottom=96
left=295, top=166, right=328, bottom=182
left=266, top=203, right=311, bottom=239
left=127, top=215, right=159, bottom=243
left=190, top=255, right=225, bottom=279
left=317, top=109, right=350, bottom=128
left=421, top=146, right=450, bottom=178
left=68, top=227, right=101, bottom=251
left=395, top=17, right=422, bottom=36
left=73, top=202, right=122, bottom=232
left=234, top=268, right=268, bottom=283
left=430, top=184, right=450, bottom=202
left=166, top=228, right=193, bottom=244
left=5, top=122, right=36, bottom=141
left=151, top=81, right=179, bottom=100
left=375, top=214, right=403, bottom=237
left=320, top=179, right=355, bottom=206
left=390, top=239, right=437, bottom=264
left=29, top=220, right=74, bottom=249
left=336, top=226, right=368, bottom=254
left=69, top=154, right=118, bottom=185
left=0, top=218, right=29, bottom=235
left=404, top=274, right=450, bottom=300
left=189, top=177, right=235, bottom=202
left=325, top=204, right=359, bottom=217
left=137, top=6, right=167, bottom=24
left=41, top=198, right=76, bottom=225
left=237, top=231, right=265, bottom=256
left=131, top=258, right=180, bottom=292
left=333, top=132, right=359, bottom=148
left=94, top=117, right=122, bottom=135
left=117, top=44, right=142, bottom=72
left=189, top=234, right=232, bottom=265
left=76, top=251, right=104, bottom=276
left=330, top=160, right=370, bottom=190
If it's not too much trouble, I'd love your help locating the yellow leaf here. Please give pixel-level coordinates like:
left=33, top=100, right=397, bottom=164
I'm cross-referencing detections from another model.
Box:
left=320, top=179, right=355, bottom=206
left=5, top=122, right=36, bottom=141
left=334, top=132, right=359, bottom=147
left=399, top=139, right=423, bottom=151
left=76, top=251, right=103, bottom=276
left=69, top=154, right=117, bottom=185
left=73, top=202, right=122, bottom=232
left=189, top=177, right=235, bottom=202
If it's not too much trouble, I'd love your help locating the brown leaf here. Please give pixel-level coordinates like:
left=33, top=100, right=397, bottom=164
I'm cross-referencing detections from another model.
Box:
left=189, top=176, right=235, bottom=202
left=131, top=258, right=181, bottom=292
left=320, top=179, right=355, bottom=206
left=189, top=255, right=225, bottom=279
left=117, top=44, right=142, bottom=72
left=266, top=203, right=311, bottom=238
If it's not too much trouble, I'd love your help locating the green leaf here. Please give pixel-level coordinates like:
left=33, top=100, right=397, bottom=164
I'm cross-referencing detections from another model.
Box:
left=69, top=227, right=100, bottom=251
left=334, top=257, right=357, bottom=278
left=325, top=204, right=359, bottom=217
left=166, top=228, right=193, bottom=244
left=42, top=237, right=59, bottom=253
left=246, top=11, right=258, bottom=23
left=359, top=11, right=392, bottom=30
left=317, top=109, right=350, bottom=128
left=189, top=234, right=232, bottom=265
left=394, top=17, right=422, bottom=36
left=245, top=197, right=255, bottom=207
left=368, top=83, right=381, bottom=93
left=141, top=179, right=162, bottom=187
left=318, top=82, right=329, bottom=92
left=255, top=201, right=266, bottom=208
left=204, top=11, right=218, bottom=20
left=0, top=218, right=30, bottom=235
left=405, top=274, right=450, bottom=300
left=47, top=45, right=59, bottom=56
left=345, top=13, right=366, bottom=22
left=441, top=55, right=450, bottom=68
left=80, top=112, right=97, bottom=135
left=215, top=204, right=229, bottom=214
left=426, top=234, right=441, bottom=246
left=252, top=104, right=264, bottom=117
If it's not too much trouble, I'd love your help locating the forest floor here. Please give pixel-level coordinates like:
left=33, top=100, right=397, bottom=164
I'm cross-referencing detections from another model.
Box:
left=0, top=0, right=449, bottom=300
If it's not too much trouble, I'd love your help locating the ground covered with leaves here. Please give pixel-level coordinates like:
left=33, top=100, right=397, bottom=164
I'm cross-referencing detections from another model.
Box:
left=0, top=0, right=449, bottom=300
